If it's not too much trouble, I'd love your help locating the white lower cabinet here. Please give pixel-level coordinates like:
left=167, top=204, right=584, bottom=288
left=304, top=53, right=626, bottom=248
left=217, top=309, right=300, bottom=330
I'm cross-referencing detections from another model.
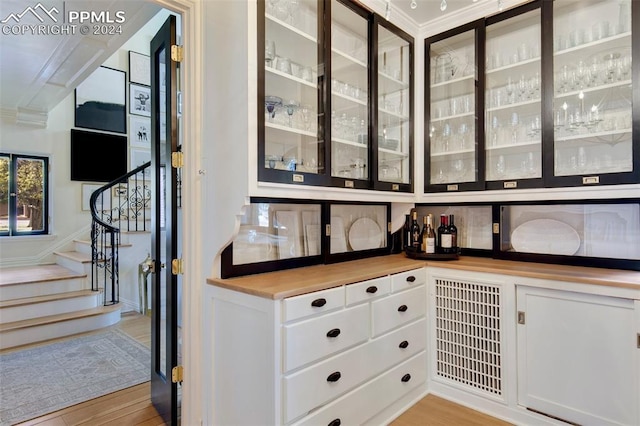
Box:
left=426, top=266, right=640, bottom=426
left=204, top=268, right=428, bottom=425
left=516, top=286, right=640, bottom=426
left=292, top=351, right=427, bottom=426
left=284, top=318, right=426, bottom=422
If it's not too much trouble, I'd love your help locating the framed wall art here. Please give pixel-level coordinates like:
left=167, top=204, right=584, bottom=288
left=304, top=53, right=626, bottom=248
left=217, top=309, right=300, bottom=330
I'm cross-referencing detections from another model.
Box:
left=130, top=84, right=151, bottom=117
left=129, top=116, right=151, bottom=148
left=75, top=66, right=126, bottom=134
left=81, top=183, right=111, bottom=211
left=128, top=51, right=150, bottom=86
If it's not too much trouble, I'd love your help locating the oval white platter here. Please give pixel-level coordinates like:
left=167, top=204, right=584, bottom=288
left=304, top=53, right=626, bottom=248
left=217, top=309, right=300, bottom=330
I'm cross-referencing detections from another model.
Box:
left=511, top=219, right=581, bottom=255
left=348, top=217, right=383, bottom=251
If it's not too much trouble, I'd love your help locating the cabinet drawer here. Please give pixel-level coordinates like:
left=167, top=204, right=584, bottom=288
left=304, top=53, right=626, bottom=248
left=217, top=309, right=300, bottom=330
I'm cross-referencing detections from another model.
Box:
left=372, top=285, right=426, bottom=337
left=292, top=351, right=427, bottom=426
left=346, top=276, right=391, bottom=306
left=391, top=268, right=425, bottom=293
left=284, top=304, right=370, bottom=372
left=283, top=318, right=426, bottom=423
left=283, top=286, right=345, bottom=322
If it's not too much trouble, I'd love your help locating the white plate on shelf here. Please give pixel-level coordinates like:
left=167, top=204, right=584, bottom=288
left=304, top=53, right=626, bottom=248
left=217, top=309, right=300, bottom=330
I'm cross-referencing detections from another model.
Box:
left=348, top=217, right=383, bottom=251
left=511, top=219, right=581, bottom=255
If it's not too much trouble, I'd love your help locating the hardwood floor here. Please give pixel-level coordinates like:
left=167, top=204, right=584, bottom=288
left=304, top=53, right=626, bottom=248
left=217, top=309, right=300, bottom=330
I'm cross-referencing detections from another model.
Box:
left=391, top=394, right=513, bottom=426
left=9, top=313, right=510, bottom=426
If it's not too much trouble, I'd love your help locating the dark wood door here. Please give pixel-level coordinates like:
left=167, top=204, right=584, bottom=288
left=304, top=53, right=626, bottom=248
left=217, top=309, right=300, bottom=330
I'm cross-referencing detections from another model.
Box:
left=150, top=15, right=180, bottom=425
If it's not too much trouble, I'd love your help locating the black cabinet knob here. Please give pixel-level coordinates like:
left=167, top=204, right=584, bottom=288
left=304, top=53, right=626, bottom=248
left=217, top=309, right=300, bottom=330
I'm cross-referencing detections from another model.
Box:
left=366, top=286, right=378, bottom=294
left=311, top=298, right=327, bottom=307
left=326, top=328, right=341, bottom=338
left=398, top=304, right=408, bottom=312
left=406, top=276, right=416, bottom=282
left=328, top=419, right=341, bottom=426
left=401, top=373, right=411, bottom=382
left=327, top=371, right=341, bottom=382
left=399, top=340, right=409, bottom=349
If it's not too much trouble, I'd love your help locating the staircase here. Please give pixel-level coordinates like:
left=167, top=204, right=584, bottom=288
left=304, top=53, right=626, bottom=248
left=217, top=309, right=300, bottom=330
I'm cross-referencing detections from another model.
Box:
left=0, top=163, right=151, bottom=350
left=0, top=263, right=120, bottom=350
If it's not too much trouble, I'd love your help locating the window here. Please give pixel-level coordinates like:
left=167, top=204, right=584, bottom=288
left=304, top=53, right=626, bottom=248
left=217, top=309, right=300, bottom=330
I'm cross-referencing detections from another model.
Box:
left=0, top=153, right=49, bottom=236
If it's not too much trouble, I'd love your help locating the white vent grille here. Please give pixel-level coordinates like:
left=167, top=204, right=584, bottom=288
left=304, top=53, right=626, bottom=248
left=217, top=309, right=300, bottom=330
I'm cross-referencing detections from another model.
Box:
left=434, top=278, right=502, bottom=396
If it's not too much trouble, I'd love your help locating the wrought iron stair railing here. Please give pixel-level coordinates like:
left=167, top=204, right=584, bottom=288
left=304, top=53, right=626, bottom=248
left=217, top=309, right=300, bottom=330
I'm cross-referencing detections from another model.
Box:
left=89, top=162, right=151, bottom=306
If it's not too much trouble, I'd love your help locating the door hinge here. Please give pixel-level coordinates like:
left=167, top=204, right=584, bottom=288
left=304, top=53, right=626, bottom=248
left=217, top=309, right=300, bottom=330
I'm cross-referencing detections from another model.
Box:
left=171, top=45, right=184, bottom=63
left=325, top=224, right=331, bottom=237
left=172, top=365, right=184, bottom=383
left=637, top=333, right=640, bottom=349
left=171, top=151, right=184, bottom=168
left=172, top=258, right=184, bottom=275
left=517, top=311, right=525, bottom=325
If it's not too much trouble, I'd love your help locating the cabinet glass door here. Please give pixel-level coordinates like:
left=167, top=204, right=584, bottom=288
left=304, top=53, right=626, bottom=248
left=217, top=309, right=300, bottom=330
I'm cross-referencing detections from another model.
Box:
left=427, top=28, right=478, bottom=190
left=377, top=23, right=412, bottom=188
left=552, top=0, right=633, bottom=182
left=485, top=8, right=542, bottom=187
left=330, top=1, right=369, bottom=182
left=262, top=0, right=322, bottom=179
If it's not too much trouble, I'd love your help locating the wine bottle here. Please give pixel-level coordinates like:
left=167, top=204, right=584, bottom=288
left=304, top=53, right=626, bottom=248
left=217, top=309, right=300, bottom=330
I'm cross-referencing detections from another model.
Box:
left=403, top=214, right=411, bottom=249
left=425, top=214, right=436, bottom=254
left=410, top=211, right=421, bottom=250
left=437, top=214, right=452, bottom=254
left=419, top=215, right=428, bottom=252
left=449, top=214, right=458, bottom=254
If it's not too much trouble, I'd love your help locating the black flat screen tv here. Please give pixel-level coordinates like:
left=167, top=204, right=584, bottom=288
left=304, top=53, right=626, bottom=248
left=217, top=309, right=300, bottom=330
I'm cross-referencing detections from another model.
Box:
left=70, top=129, right=128, bottom=182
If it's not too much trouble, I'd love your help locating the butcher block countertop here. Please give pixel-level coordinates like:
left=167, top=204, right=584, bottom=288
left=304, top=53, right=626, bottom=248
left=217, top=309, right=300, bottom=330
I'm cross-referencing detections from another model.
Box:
left=207, top=254, right=640, bottom=300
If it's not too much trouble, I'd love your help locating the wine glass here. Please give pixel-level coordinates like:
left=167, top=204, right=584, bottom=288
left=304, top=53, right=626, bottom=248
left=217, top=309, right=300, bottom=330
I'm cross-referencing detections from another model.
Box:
left=284, top=100, right=299, bottom=127
left=510, top=112, right=519, bottom=144
left=265, top=96, right=282, bottom=122
left=299, top=104, right=312, bottom=131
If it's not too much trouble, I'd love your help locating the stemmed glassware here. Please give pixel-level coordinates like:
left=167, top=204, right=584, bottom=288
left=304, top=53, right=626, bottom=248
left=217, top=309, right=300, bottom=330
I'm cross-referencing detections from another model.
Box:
left=284, top=100, right=299, bottom=127
left=265, top=96, right=283, bottom=122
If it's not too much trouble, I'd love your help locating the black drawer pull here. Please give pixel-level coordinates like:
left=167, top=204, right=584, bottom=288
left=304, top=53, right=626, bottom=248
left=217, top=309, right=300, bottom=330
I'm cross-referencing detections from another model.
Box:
left=399, top=340, right=409, bottom=349
left=366, top=286, right=378, bottom=294
left=326, top=328, right=341, bottom=338
left=406, top=275, right=416, bottom=283
left=311, top=298, right=327, bottom=307
left=327, top=371, right=341, bottom=382
left=401, top=373, right=411, bottom=383
left=328, top=419, right=341, bottom=426
left=398, top=304, right=408, bottom=312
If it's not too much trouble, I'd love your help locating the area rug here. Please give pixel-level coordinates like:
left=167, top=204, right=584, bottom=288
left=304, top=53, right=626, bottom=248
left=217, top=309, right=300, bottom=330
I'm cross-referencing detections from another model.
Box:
left=0, top=329, right=150, bottom=425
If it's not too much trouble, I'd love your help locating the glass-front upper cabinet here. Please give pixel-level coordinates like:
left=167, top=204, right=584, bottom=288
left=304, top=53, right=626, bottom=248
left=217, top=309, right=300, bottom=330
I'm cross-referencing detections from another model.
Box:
left=259, top=0, right=414, bottom=192
left=485, top=4, right=542, bottom=189
left=260, top=0, right=324, bottom=184
left=551, top=0, right=637, bottom=186
left=376, top=20, right=413, bottom=191
left=330, top=1, right=370, bottom=184
left=426, top=22, right=481, bottom=192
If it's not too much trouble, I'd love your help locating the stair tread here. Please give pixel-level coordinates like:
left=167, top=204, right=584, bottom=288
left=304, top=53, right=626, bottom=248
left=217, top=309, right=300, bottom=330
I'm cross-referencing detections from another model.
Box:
left=0, top=265, right=86, bottom=287
left=73, top=239, right=133, bottom=248
left=0, top=289, right=98, bottom=308
left=53, top=250, right=92, bottom=263
left=0, top=304, right=120, bottom=332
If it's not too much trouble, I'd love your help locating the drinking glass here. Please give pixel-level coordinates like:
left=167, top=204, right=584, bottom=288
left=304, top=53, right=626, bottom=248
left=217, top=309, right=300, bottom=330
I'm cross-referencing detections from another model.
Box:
left=265, top=40, right=276, bottom=67
left=276, top=56, right=292, bottom=74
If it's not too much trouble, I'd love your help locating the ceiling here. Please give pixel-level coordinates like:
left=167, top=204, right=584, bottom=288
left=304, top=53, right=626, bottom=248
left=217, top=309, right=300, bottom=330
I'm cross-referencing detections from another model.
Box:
left=0, top=0, right=160, bottom=126
left=392, top=0, right=499, bottom=25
